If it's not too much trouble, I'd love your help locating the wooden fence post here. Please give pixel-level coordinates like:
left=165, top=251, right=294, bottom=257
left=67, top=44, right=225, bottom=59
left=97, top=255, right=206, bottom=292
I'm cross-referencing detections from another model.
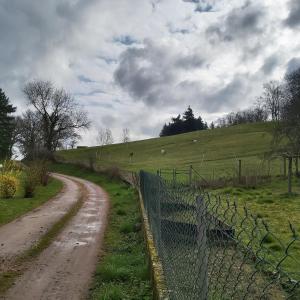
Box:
left=173, top=168, right=176, bottom=185
left=238, top=160, right=242, bottom=184
left=288, top=157, right=292, bottom=195
left=284, top=157, right=287, bottom=177
left=189, top=165, right=193, bottom=186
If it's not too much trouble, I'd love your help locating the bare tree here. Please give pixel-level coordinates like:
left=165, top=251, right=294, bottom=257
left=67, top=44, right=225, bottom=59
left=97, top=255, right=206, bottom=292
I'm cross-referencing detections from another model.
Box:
left=260, top=81, right=283, bottom=121
left=122, top=128, right=130, bottom=143
left=16, top=110, right=44, bottom=160
left=96, top=127, right=107, bottom=146
left=96, top=127, right=113, bottom=160
left=276, top=68, right=300, bottom=155
left=23, top=80, right=90, bottom=157
left=105, top=128, right=114, bottom=145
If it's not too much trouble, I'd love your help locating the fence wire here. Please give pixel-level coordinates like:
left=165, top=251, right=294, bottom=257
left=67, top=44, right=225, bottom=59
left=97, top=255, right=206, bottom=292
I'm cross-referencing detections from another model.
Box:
left=139, top=170, right=300, bottom=300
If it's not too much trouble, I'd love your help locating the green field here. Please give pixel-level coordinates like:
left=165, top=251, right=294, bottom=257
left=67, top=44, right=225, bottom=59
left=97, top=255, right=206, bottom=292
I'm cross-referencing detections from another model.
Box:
left=0, top=177, right=63, bottom=226
left=56, top=122, right=282, bottom=179
left=56, top=122, right=300, bottom=288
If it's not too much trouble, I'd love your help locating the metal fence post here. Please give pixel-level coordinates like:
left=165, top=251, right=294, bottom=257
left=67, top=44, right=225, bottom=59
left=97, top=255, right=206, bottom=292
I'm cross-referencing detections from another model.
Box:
left=157, top=175, right=162, bottom=252
left=196, top=195, right=208, bottom=300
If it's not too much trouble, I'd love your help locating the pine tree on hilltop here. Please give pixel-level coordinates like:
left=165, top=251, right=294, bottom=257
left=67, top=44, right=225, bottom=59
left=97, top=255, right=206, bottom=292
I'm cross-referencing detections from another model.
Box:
left=160, top=106, right=207, bottom=137
left=0, top=88, right=16, bottom=159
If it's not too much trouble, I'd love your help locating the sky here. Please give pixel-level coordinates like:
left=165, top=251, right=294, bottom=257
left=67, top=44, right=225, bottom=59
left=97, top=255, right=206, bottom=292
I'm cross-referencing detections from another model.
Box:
left=0, top=0, right=300, bottom=145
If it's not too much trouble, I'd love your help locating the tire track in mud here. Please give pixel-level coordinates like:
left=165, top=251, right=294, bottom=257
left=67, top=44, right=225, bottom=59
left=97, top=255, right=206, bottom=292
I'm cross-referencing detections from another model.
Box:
left=4, top=174, right=109, bottom=300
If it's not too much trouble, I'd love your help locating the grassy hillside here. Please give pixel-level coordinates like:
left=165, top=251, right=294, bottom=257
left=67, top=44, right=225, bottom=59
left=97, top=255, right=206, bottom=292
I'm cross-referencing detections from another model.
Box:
left=56, top=122, right=280, bottom=179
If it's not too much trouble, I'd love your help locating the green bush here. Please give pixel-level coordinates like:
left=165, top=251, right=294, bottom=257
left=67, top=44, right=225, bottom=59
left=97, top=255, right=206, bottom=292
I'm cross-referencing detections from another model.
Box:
left=23, top=160, right=50, bottom=198
left=0, top=174, right=18, bottom=198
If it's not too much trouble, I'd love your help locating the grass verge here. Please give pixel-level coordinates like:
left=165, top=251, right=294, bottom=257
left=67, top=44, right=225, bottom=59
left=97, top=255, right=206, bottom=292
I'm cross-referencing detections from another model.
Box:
left=0, top=177, right=63, bottom=226
left=50, top=163, right=152, bottom=300
left=0, top=181, right=85, bottom=295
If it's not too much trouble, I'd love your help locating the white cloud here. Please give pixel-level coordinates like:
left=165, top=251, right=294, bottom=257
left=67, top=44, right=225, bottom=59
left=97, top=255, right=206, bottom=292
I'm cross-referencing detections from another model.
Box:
left=0, top=0, right=299, bottom=146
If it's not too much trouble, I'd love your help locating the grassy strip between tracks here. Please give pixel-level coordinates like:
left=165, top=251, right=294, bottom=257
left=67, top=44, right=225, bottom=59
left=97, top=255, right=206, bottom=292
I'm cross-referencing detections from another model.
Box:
left=50, top=163, right=152, bottom=300
left=0, top=181, right=85, bottom=295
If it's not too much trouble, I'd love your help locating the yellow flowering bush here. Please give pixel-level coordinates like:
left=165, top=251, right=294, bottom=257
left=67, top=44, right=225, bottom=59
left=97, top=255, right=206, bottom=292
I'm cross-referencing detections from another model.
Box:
left=0, top=174, right=18, bottom=198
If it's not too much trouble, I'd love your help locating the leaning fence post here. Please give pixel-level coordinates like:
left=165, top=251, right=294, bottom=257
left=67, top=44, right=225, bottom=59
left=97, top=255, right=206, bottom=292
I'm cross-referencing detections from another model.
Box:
left=196, top=196, right=208, bottom=299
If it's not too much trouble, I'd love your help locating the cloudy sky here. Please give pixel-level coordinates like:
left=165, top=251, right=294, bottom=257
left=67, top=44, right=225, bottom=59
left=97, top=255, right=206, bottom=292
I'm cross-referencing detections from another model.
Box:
left=1, top=0, right=300, bottom=145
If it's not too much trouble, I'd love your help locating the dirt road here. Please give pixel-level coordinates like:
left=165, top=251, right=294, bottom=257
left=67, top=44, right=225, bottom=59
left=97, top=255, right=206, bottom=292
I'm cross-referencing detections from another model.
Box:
left=0, top=173, right=80, bottom=270
left=2, top=174, right=109, bottom=300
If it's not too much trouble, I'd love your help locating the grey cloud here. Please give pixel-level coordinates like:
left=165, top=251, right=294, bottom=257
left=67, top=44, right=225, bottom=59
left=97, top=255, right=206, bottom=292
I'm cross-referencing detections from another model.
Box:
left=182, top=0, right=200, bottom=3
left=78, top=75, right=94, bottom=83
left=75, top=89, right=107, bottom=97
left=285, top=0, right=300, bottom=28
left=206, top=2, right=266, bottom=43
left=195, top=3, right=213, bottom=13
left=97, top=56, right=118, bottom=65
left=204, top=76, right=249, bottom=112
left=261, top=54, right=280, bottom=75
left=113, top=35, right=138, bottom=46
left=175, top=55, right=204, bottom=69
left=102, top=115, right=116, bottom=126
left=167, top=25, right=190, bottom=35
left=286, top=57, right=300, bottom=74
left=87, top=100, right=113, bottom=109
left=0, top=0, right=97, bottom=89
left=114, top=41, right=205, bottom=106
left=182, top=0, right=214, bottom=13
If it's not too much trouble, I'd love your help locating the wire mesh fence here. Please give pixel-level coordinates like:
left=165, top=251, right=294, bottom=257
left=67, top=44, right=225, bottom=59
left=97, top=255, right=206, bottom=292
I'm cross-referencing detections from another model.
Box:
left=139, top=170, right=300, bottom=300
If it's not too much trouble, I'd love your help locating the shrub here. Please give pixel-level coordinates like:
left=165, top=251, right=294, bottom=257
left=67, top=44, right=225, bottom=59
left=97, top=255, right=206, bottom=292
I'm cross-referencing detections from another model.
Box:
left=0, top=174, right=18, bottom=198
left=23, top=160, right=50, bottom=198
left=104, top=166, right=121, bottom=180
left=0, top=160, right=22, bottom=174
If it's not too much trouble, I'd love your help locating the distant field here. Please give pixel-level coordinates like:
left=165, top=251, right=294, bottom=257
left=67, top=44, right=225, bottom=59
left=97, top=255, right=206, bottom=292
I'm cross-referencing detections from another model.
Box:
left=56, top=122, right=283, bottom=179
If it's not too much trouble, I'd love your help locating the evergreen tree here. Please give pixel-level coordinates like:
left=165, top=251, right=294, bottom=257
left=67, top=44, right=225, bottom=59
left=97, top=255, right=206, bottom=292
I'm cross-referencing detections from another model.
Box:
left=160, top=106, right=207, bottom=137
left=182, top=106, right=196, bottom=132
left=0, top=88, right=16, bottom=159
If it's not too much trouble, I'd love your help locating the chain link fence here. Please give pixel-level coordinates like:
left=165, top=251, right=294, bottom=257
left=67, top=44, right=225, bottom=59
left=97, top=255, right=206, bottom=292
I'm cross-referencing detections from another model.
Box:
left=139, top=170, right=300, bottom=300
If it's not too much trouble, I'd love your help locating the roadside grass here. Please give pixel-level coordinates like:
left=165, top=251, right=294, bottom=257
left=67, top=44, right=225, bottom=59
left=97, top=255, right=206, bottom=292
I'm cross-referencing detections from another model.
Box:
left=0, top=177, right=63, bottom=226
left=0, top=181, right=84, bottom=296
left=56, top=122, right=282, bottom=179
left=50, top=163, right=152, bottom=300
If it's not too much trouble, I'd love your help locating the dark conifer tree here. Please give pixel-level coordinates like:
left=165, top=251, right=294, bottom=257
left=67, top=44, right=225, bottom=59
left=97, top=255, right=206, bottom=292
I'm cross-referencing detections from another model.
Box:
left=0, top=88, right=16, bottom=159
left=160, top=106, right=207, bottom=137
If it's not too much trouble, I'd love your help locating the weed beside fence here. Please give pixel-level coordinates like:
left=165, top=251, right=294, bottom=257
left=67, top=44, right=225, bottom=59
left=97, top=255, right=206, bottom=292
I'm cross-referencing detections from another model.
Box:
left=139, top=170, right=300, bottom=300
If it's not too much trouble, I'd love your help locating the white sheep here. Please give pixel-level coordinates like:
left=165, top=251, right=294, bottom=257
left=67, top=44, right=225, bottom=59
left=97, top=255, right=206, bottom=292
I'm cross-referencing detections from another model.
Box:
left=193, top=139, right=198, bottom=143
left=161, top=149, right=166, bottom=155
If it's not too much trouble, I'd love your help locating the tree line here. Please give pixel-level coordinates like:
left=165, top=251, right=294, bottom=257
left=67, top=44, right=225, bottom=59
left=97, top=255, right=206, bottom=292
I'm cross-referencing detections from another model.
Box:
left=0, top=80, right=90, bottom=161
left=1, top=66, right=300, bottom=160
left=160, top=106, right=208, bottom=137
